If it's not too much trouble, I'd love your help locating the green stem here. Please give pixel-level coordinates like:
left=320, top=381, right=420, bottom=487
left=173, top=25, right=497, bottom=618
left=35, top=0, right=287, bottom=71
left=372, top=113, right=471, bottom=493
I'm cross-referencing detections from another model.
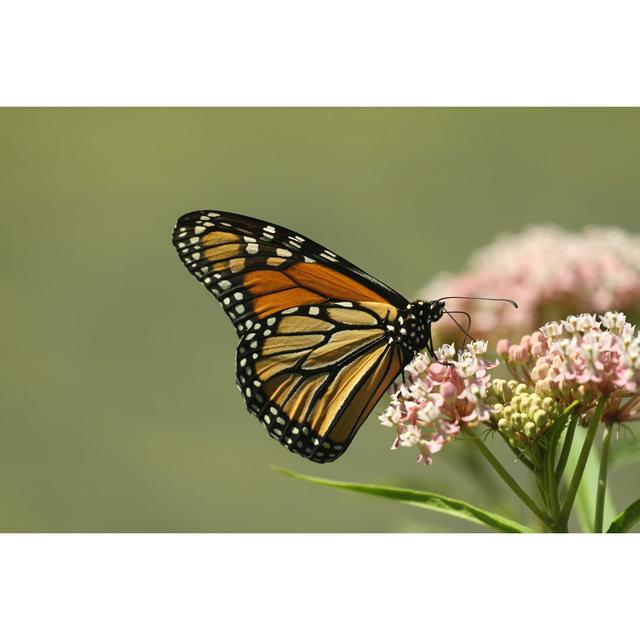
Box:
left=560, top=398, right=607, bottom=525
left=594, top=422, right=613, bottom=533
left=555, top=414, right=577, bottom=482
left=544, top=434, right=562, bottom=524
left=464, top=428, right=552, bottom=528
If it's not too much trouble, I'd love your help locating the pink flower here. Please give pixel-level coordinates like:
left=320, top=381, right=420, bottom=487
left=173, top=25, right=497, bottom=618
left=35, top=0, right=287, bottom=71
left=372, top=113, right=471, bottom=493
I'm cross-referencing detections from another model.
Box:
left=500, top=312, right=640, bottom=423
left=379, top=341, right=498, bottom=464
left=421, top=226, right=640, bottom=344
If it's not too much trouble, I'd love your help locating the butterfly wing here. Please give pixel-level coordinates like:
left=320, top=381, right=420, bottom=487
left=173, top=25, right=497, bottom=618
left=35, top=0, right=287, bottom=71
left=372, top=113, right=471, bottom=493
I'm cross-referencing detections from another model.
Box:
left=237, top=302, right=404, bottom=462
left=172, top=209, right=408, bottom=335
left=173, top=209, right=411, bottom=462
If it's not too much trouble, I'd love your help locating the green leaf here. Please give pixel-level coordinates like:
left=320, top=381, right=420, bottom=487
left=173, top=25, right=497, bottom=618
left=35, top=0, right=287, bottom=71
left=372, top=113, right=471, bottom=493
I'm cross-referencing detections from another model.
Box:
left=564, top=426, right=616, bottom=532
left=272, top=466, right=533, bottom=533
left=607, top=498, right=640, bottom=533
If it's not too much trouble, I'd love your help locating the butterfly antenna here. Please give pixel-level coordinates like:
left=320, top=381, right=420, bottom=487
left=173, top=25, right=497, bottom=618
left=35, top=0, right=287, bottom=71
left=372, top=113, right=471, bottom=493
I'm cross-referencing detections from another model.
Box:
left=438, top=295, right=518, bottom=308
left=445, top=309, right=478, bottom=347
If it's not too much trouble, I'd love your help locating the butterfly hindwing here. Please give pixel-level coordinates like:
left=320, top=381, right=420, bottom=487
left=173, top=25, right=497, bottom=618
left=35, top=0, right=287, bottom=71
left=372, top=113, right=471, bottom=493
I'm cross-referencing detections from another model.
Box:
left=172, top=210, right=408, bottom=336
left=235, top=302, right=405, bottom=462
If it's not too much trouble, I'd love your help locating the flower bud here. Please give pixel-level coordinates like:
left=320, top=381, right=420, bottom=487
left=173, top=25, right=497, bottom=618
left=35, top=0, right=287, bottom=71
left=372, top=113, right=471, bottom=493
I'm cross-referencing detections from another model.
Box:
left=496, top=339, right=511, bottom=357
left=535, top=379, right=550, bottom=396
left=530, top=331, right=543, bottom=344
left=509, top=345, right=529, bottom=362
left=533, top=409, right=548, bottom=427
left=440, top=381, right=458, bottom=400
left=531, top=342, right=546, bottom=358
left=541, top=397, right=555, bottom=411
left=491, top=378, right=508, bottom=399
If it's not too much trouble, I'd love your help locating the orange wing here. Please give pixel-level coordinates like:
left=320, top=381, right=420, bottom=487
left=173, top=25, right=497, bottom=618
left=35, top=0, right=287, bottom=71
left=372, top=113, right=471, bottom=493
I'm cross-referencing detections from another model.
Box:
left=172, top=210, right=407, bottom=335
left=236, top=302, right=404, bottom=462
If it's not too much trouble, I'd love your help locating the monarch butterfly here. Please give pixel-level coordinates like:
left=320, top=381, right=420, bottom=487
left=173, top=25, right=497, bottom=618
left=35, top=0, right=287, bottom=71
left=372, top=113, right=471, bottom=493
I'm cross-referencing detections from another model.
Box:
left=172, top=210, right=458, bottom=463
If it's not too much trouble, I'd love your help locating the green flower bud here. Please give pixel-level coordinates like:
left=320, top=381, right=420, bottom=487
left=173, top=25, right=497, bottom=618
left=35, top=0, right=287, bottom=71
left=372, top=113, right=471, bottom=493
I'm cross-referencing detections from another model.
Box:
left=501, top=382, right=513, bottom=402
left=533, top=409, right=548, bottom=427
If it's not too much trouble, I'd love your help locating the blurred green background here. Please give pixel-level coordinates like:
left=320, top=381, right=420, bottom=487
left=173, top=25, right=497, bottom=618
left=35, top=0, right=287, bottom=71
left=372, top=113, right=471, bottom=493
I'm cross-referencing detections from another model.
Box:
left=2, top=108, right=639, bottom=532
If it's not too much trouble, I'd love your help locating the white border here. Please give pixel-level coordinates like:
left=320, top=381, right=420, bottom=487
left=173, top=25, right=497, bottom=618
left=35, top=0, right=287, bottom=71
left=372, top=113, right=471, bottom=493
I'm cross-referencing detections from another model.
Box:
left=0, top=534, right=637, bottom=638
left=1, top=1, right=640, bottom=105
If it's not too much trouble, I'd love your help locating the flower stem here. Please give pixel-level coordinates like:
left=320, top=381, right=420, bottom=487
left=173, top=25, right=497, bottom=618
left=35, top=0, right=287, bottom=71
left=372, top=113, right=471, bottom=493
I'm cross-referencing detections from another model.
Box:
left=593, top=422, right=613, bottom=533
left=463, top=428, right=552, bottom=528
left=560, top=398, right=607, bottom=526
left=543, top=432, right=562, bottom=524
left=555, top=414, right=577, bottom=483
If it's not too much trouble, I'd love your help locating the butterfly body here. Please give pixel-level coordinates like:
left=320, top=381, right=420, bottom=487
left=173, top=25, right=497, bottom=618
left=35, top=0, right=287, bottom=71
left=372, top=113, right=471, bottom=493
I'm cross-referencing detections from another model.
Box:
left=173, top=210, right=445, bottom=463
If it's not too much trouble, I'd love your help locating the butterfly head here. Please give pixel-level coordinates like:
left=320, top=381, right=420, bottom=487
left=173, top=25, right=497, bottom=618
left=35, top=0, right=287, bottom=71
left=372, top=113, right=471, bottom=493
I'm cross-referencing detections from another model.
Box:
left=425, top=299, right=446, bottom=322
left=393, top=299, right=445, bottom=356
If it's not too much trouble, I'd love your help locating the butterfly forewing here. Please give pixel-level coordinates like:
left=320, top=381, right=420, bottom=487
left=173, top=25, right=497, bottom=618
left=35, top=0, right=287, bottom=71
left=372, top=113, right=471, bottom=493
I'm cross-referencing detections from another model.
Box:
left=172, top=210, right=407, bottom=335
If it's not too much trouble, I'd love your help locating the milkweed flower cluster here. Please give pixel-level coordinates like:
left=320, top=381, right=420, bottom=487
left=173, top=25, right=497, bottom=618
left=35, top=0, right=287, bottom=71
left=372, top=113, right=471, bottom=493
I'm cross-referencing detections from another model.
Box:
left=379, top=341, right=498, bottom=464
left=381, top=312, right=640, bottom=465
left=498, top=311, right=640, bottom=426
left=421, top=226, right=640, bottom=343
